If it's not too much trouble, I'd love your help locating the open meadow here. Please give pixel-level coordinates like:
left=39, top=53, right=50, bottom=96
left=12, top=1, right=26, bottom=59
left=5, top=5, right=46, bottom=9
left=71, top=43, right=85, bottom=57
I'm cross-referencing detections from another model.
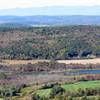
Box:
left=1, top=58, right=100, bottom=65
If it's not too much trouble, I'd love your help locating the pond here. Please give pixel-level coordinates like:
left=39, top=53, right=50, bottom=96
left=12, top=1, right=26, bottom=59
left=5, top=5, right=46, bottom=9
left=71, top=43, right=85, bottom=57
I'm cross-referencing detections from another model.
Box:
left=64, top=69, right=100, bottom=75
left=77, top=69, right=100, bottom=75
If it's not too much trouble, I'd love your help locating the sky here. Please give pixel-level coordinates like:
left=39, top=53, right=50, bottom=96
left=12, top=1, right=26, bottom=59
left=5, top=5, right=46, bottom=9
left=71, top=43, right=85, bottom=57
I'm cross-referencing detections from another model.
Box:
left=0, top=0, right=100, bottom=9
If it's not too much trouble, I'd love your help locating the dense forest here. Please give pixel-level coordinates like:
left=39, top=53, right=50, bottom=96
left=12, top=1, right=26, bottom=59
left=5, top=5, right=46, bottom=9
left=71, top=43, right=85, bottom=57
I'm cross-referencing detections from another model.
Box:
left=0, top=25, right=100, bottom=59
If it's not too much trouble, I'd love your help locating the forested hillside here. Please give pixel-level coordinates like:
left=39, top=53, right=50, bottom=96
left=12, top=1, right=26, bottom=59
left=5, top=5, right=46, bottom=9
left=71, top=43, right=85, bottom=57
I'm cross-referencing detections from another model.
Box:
left=0, top=25, right=100, bottom=59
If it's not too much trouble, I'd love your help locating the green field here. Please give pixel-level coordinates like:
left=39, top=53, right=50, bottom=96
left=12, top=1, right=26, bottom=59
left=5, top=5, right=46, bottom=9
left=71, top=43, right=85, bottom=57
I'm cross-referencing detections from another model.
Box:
left=36, top=80, right=100, bottom=97
left=0, top=98, right=4, bottom=100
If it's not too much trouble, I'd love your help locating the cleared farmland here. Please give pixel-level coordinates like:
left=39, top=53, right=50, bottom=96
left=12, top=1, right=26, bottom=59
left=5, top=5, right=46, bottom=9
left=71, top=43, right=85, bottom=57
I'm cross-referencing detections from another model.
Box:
left=1, top=58, right=100, bottom=65
left=36, top=80, right=100, bottom=97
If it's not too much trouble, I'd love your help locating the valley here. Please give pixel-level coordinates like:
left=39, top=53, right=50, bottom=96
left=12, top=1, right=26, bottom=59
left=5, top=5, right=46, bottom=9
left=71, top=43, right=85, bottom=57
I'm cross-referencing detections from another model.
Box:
left=0, top=25, right=100, bottom=100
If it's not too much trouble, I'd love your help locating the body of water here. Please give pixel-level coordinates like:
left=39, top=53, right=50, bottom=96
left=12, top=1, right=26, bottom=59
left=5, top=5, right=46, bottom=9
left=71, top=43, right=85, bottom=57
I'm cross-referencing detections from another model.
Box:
left=78, top=70, right=100, bottom=74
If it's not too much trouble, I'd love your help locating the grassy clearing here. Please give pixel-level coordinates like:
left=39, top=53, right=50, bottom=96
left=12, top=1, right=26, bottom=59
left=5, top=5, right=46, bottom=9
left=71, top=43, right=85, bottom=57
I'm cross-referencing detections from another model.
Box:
left=36, top=89, right=51, bottom=97
left=21, top=85, right=41, bottom=96
left=1, top=58, right=100, bottom=65
left=1, top=60, right=49, bottom=65
left=62, top=80, right=100, bottom=91
left=11, top=85, right=41, bottom=100
left=36, top=80, right=100, bottom=97
left=57, top=58, right=100, bottom=65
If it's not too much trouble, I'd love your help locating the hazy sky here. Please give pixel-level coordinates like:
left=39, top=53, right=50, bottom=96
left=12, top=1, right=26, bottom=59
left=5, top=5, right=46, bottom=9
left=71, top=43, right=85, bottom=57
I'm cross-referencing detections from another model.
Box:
left=0, top=0, right=100, bottom=9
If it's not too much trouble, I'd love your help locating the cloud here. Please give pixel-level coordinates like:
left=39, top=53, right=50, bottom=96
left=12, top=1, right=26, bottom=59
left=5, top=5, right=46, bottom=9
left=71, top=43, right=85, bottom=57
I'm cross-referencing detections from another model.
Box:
left=0, top=0, right=99, bottom=9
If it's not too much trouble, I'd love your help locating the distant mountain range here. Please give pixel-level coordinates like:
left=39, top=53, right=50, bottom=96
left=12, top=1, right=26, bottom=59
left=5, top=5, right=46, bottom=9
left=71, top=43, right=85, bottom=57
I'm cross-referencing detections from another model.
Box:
left=0, top=15, right=100, bottom=25
left=0, top=6, right=100, bottom=25
left=0, top=6, right=100, bottom=16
